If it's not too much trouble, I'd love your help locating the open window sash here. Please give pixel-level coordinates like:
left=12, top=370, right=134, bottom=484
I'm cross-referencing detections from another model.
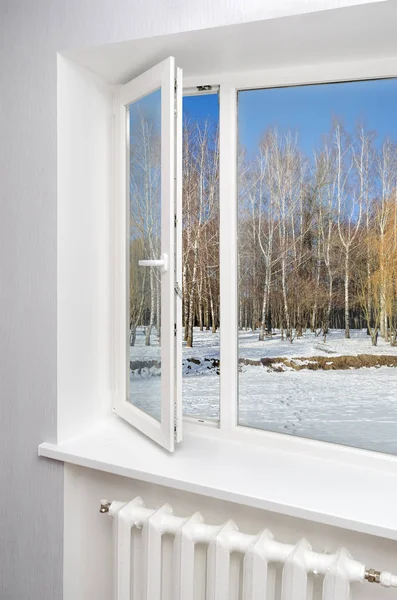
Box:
left=113, top=57, right=182, bottom=451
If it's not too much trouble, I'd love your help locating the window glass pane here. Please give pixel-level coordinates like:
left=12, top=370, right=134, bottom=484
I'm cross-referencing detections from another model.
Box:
left=238, top=78, right=397, bottom=454
left=128, top=89, right=162, bottom=420
left=182, top=93, right=220, bottom=421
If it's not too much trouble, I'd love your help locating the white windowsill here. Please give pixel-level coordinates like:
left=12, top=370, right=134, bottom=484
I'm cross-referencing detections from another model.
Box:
left=39, top=415, right=397, bottom=541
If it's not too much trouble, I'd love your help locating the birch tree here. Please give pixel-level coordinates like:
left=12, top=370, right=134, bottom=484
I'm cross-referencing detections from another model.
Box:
left=129, top=112, right=161, bottom=347
left=312, top=146, right=335, bottom=333
left=376, top=139, right=397, bottom=340
left=334, top=121, right=363, bottom=338
left=182, top=118, right=219, bottom=347
left=270, top=130, right=304, bottom=340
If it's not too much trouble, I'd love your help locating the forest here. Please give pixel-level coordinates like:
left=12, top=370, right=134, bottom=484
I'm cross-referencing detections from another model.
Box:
left=129, top=111, right=397, bottom=350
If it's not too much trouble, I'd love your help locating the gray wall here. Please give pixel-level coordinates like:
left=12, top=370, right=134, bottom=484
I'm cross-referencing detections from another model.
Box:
left=0, top=1, right=374, bottom=598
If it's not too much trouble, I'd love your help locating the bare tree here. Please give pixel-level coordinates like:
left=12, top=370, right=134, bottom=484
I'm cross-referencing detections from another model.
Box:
left=376, top=139, right=397, bottom=340
left=182, top=118, right=219, bottom=347
left=353, top=125, right=375, bottom=338
left=312, top=146, right=335, bottom=333
left=129, top=112, right=161, bottom=347
left=334, top=120, right=363, bottom=338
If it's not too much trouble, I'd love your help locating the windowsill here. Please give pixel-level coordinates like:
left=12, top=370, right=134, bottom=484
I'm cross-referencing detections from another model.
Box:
left=39, top=415, right=397, bottom=540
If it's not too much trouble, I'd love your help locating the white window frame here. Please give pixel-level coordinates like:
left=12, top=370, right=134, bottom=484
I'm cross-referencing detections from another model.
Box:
left=180, top=64, right=397, bottom=460
left=112, top=57, right=182, bottom=451
left=108, top=56, right=397, bottom=463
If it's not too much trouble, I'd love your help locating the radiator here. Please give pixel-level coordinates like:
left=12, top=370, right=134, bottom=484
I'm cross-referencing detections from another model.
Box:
left=100, top=497, right=397, bottom=600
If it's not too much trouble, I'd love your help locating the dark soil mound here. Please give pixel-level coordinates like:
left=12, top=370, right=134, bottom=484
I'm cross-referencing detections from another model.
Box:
left=240, top=354, right=397, bottom=371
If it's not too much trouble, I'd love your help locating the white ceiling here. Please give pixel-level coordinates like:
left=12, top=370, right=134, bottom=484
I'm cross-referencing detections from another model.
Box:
left=65, top=0, right=396, bottom=85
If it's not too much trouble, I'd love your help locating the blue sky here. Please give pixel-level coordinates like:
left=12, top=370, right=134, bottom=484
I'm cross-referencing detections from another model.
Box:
left=184, top=79, right=397, bottom=158
left=129, top=89, right=218, bottom=136
left=129, top=79, right=397, bottom=159
left=129, top=88, right=161, bottom=135
left=183, top=93, right=219, bottom=126
left=129, top=89, right=219, bottom=132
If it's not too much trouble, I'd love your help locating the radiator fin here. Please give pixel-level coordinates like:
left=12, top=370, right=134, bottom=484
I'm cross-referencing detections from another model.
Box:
left=242, top=530, right=273, bottom=600
left=141, top=503, right=173, bottom=600
left=206, top=520, right=238, bottom=600
left=114, top=497, right=144, bottom=600
left=173, top=512, right=203, bottom=600
left=281, top=539, right=311, bottom=600
left=322, top=548, right=352, bottom=600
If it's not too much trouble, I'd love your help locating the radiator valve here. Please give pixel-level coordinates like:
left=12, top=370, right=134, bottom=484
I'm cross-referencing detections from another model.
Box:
left=100, top=499, right=111, bottom=514
left=365, top=568, right=381, bottom=583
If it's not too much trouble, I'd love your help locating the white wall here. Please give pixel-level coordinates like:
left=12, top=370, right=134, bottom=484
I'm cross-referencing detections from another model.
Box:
left=0, top=1, right=391, bottom=599
left=57, top=56, right=113, bottom=443
left=65, top=464, right=397, bottom=600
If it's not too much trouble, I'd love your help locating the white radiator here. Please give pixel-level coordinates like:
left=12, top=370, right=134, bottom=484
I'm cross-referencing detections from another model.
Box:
left=101, top=497, right=397, bottom=600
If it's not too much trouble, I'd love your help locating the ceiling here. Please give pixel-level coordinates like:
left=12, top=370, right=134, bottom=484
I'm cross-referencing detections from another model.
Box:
left=65, top=0, right=397, bottom=85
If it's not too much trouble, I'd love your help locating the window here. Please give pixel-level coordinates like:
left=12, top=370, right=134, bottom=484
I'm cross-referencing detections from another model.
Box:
left=182, top=91, right=220, bottom=422
left=128, top=89, right=162, bottom=421
left=237, top=79, right=397, bottom=454
left=114, top=59, right=397, bottom=457
left=113, top=57, right=183, bottom=451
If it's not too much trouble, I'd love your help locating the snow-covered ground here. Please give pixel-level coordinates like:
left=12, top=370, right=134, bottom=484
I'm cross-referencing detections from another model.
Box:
left=130, top=327, right=397, bottom=455
left=238, top=327, right=397, bottom=359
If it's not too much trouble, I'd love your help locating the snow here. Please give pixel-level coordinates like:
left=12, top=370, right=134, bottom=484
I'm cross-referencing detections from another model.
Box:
left=237, top=328, right=397, bottom=360
left=239, top=366, right=397, bottom=455
left=130, top=327, right=397, bottom=455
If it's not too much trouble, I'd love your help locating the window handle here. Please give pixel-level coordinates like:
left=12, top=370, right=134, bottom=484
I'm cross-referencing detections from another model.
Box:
left=138, top=253, right=168, bottom=273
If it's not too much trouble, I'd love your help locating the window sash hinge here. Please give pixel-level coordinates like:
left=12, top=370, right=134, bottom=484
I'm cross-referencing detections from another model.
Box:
left=174, top=283, right=182, bottom=299
left=174, top=79, right=178, bottom=118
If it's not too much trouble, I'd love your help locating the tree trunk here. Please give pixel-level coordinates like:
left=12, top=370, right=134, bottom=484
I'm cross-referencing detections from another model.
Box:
left=186, top=293, right=195, bottom=348
left=366, top=253, right=372, bottom=336
left=344, top=249, right=350, bottom=339
left=296, top=305, right=302, bottom=338
left=198, top=275, right=204, bottom=331
left=324, top=269, right=333, bottom=335
left=239, top=297, right=243, bottom=331
left=379, top=232, right=388, bottom=340
left=207, top=275, right=217, bottom=333
left=311, top=252, right=321, bottom=332
left=156, top=275, right=161, bottom=344
left=183, top=262, right=189, bottom=342
left=145, top=267, right=155, bottom=346
left=204, top=277, right=210, bottom=330
left=186, top=239, right=199, bottom=348
left=259, top=262, right=271, bottom=341
left=281, top=258, right=291, bottom=340
left=130, top=323, right=137, bottom=347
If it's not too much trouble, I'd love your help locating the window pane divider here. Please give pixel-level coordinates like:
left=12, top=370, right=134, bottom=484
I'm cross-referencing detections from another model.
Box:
left=219, top=85, right=238, bottom=430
